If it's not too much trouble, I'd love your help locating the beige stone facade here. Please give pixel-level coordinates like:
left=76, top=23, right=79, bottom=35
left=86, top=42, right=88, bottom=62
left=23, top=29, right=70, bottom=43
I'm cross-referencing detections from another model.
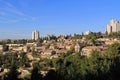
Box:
left=106, top=19, right=120, bottom=34
left=32, top=30, right=40, bottom=40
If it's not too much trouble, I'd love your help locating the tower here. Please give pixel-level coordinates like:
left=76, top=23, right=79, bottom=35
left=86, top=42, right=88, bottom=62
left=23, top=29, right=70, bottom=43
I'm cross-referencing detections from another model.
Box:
left=106, top=19, right=120, bottom=34
left=32, top=30, right=40, bottom=40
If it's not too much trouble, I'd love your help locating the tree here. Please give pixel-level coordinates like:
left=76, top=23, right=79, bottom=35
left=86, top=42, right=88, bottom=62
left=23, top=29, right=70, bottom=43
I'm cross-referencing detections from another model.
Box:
left=4, top=63, right=20, bottom=80
left=44, top=69, right=57, bottom=80
left=106, top=42, right=120, bottom=80
left=90, top=37, right=97, bottom=46
left=31, top=63, right=43, bottom=80
left=19, top=52, right=29, bottom=67
left=107, top=42, right=120, bottom=57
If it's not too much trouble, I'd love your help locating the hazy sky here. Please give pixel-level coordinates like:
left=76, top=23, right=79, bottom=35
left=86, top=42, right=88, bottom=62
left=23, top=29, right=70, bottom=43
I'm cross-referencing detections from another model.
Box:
left=0, top=0, right=120, bottom=39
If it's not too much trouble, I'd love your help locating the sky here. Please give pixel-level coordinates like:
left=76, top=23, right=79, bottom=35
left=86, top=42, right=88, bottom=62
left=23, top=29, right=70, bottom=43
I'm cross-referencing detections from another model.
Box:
left=0, top=0, right=120, bottom=39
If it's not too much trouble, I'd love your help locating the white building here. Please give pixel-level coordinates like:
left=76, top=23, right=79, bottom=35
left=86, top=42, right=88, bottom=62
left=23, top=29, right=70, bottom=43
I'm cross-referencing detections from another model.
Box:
left=0, top=45, right=3, bottom=51
left=84, top=30, right=91, bottom=35
left=74, top=43, right=81, bottom=53
left=32, top=30, right=40, bottom=40
left=106, top=19, right=120, bottom=34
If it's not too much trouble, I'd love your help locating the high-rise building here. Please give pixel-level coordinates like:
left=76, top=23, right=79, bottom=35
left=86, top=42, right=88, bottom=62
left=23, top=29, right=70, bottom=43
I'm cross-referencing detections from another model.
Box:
left=32, top=30, right=40, bottom=40
left=106, top=19, right=120, bottom=34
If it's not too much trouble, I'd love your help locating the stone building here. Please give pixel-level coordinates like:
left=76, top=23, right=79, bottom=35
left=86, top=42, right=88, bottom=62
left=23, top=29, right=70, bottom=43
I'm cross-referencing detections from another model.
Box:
left=106, top=19, right=120, bottom=34
left=74, top=43, right=81, bottom=53
left=32, top=30, right=40, bottom=40
left=0, top=45, right=9, bottom=52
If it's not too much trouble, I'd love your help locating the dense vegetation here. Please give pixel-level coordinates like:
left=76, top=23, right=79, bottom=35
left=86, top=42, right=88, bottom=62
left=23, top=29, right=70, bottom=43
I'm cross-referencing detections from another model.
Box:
left=1, top=32, right=120, bottom=80
left=0, top=42, right=120, bottom=80
left=46, top=42, right=120, bottom=80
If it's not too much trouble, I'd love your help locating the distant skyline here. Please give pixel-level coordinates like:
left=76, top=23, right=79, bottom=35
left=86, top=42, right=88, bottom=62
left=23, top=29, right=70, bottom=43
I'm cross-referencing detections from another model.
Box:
left=0, top=0, right=120, bottom=39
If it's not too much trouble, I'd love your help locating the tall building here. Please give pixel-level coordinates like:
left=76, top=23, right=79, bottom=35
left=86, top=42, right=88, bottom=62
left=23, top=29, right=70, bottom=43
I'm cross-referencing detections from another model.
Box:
left=106, top=19, right=120, bottom=34
left=32, top=30, right=40, bottom=40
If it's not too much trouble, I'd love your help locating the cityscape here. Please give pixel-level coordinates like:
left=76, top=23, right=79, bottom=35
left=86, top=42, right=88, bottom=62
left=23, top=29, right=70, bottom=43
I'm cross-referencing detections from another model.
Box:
left=1, top=0, right=120, bottom=80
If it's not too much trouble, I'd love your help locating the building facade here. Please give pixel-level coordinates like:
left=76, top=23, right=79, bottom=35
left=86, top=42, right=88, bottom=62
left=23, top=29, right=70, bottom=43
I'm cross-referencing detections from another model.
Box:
left=32, top=30, right=40, bottom=40
left=84, top=30, right=91, bottom=35
left=74, top=43, right=81, bottom=53
left=106, top=19, right=120, bottom=34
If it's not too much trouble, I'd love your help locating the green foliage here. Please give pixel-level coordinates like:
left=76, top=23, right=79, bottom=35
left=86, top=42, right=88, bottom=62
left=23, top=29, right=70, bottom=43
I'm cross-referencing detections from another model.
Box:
left=36, top=38, right=44, bottom=43
left=48, top=43, right=120, bottom=80
left=0, top=39, right=27, bottom=45
left=44, top=69, right=57, bottom=80
left=107, top=31, right=120, bottom=39
left=85, top=32, right=103, bottom=46
left=74, top=34, right=83, bottom=39
left=0, top=52, right=30, bottom=69
left=4, top=62, right=20, bottom=80
left=31, top=63, right=43, bottom=80
left=12, top=39, right=27, bottom=44
left=90, top=37, right=97, bottom=46
left=0, top=53, right=19, bottom=68
left=19, top=52, right=29, bottom=67
left=107, top=42, right=120, bottom=57
left=22, top=75, right=31, bottom=80
left=27, top=39, right=35, bottom=43
left=2, top=42, right=120, bottom=80
left=85, top=32, right=102, bottom=40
